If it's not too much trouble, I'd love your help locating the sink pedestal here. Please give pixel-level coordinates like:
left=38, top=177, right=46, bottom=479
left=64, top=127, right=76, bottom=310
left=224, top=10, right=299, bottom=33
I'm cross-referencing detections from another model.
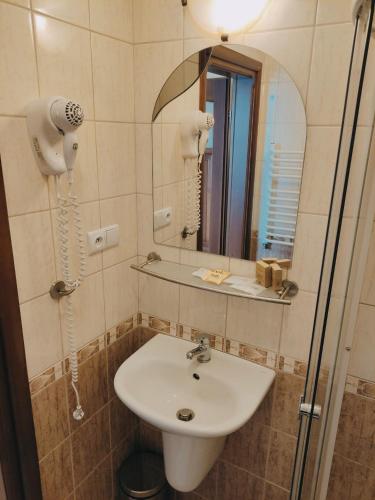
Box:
left=162, top=432, right=226, bottom=492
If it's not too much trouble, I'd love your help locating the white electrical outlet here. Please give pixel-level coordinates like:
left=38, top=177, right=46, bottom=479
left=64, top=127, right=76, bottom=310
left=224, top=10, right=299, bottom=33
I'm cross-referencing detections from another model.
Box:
left=154, top=207, right=172, bottom=230
left=87, top=224, right=120, bottom=255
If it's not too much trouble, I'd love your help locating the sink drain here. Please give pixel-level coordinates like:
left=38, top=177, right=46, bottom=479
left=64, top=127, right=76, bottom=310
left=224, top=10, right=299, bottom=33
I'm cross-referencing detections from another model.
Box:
left=177, top=408, right=195, bottom=422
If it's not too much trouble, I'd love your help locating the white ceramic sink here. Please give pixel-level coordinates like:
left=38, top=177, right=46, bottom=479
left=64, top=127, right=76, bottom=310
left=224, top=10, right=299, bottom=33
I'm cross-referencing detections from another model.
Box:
left=114, top=334, right=275, bottom=492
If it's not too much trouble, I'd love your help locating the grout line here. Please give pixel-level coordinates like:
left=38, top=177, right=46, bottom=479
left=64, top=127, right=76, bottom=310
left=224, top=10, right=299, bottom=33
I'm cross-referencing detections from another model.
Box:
left=29, top=313, right=138, bottom=389
left=132, top=21, right=353, bottom=48
left=2, top=0, right=134, bottom=45
left=39, top=434, right=72, bottom=465
left=89, top=13, right=106, bottom=298
left=70, top=400, right=112, bottom=438
left=73, top=449, right=113, bottom=493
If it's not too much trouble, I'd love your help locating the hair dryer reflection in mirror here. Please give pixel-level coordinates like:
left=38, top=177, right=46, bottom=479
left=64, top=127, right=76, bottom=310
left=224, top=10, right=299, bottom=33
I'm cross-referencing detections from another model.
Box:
left=180, top=111, right=214, bottom=239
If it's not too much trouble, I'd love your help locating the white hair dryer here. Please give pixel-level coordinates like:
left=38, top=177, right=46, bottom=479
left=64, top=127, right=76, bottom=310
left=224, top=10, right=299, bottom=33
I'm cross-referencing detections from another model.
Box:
left=26, top=96, right=86, bottom=422
left=26, top=96, right=84, bottom=176
left=180, top=110, right=214, bottom=164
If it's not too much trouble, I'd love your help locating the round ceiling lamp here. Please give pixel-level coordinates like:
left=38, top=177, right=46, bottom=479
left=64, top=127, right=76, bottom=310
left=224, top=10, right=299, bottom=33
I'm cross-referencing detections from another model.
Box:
left=183, top=0, right=269, bottom=41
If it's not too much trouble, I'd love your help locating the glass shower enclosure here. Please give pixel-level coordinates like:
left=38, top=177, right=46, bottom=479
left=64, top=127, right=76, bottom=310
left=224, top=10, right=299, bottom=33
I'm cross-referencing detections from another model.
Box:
left=290, top=1, right=375, bottom=498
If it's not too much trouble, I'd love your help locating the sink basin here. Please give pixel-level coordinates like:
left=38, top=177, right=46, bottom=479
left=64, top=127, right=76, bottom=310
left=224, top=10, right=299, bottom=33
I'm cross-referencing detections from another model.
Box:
left=114, top=334, right=275, bottom=491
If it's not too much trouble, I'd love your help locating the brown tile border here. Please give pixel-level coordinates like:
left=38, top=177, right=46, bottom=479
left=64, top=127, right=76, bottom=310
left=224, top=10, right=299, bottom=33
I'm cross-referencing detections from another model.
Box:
left=346, top=375, right=375, bottom=401
left=139, top=312, right=375, bottom=402
left=29, top=310, right=375, bottom=401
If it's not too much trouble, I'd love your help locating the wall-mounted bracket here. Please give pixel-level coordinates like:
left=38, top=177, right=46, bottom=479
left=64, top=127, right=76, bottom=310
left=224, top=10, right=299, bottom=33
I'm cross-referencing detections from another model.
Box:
left=278, top=280, right=299, bottom=300
left=139, top=252, right=162, bottom=268
left=50, top=280, right=75, bottom=300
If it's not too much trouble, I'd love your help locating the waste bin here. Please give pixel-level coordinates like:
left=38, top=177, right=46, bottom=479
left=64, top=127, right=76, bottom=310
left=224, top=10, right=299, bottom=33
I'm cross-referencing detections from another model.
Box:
left=118, top=452, right=168, bottom=500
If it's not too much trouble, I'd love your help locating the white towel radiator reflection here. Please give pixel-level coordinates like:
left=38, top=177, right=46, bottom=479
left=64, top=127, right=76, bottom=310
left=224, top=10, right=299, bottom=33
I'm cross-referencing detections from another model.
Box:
left=264, top=146, right=304, bottom=248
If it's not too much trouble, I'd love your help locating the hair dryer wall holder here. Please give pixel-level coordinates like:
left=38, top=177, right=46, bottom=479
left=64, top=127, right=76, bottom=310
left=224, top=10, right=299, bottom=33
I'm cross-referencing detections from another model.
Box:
left=50, top=280, right=76, bottom=300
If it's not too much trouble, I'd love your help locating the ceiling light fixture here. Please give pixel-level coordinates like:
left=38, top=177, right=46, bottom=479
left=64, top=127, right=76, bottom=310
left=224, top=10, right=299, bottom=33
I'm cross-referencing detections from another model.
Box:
left=182, top=0, right=269, bottom=41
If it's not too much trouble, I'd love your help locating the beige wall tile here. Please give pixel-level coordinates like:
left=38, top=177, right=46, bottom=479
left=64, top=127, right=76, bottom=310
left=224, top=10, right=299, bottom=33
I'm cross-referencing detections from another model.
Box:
left=9, top=0, right=30, bottom=6
left=331, top=217, right=357, bottom=299
left=159, top=77, right=200, bottom=124
left=52, top=201, right=102, bottom=278
left=91, top=34, right=134, bottom=122
left=100, top=194, right=137, bottom=268
left=90, top=0, right=133, bottom=42
left=226, top=297, right=283, bottom=352
left=103, top=258, right=138, bottom=329
left=349, top=304, right=375, bottom=382
left=153, top=182, right=183, bottom=244
left=134, top=0, right=183, bottom=43
left=299, top=126, right=340, bottom=215
left=280, top=291, right=317, bottom=361
left=253, top=0, right=318, bottom=31
left=358, top=43, right=375, bottom=127
left=229, top=258, right=256, bottom=278
left=0, top=4, right=38, bottom=115
left=182, top=36, right=220, bottom=57
left=360, top=221, right=375, bottom=306
left=135, top=124, right=153, bottom=194
left=0, top=117, right=50, bottom=216
left=10, top=211, right=56, bottom=303
left=289, top=213, right=328, bottom=293
left=316, top=0, right=353, bottom=24
left=161, top=123, right=185, bottom=185
left=307, top=24, right=354, bottom=125
left=137, top=194, right=180, bottom=261
left=21, top=294, right=62, bottom=378
left=344, top=126, right=373, bottom=217
left=62, top=271, right=105, bottom=352
left=180, top=249, right=229, bottom=271
left=321, top=296, right=345, bottom=370
left=244, top=28, right=314, bottom=102
left=179, top=286, right=227, bottom=335
left=182, top=6, right=219, bottom=41
left=32, top=0, right=90, bottom=27
left=134, top=41, right=183, bottom=123
left=152, top=123, right=162, bottom=187
left=96, top=122, right=136, bottom=199
left=139, top=274, right=179, bottom=322
left=34, top=14, right=94, bottom=120
left=48, top=121, right=99, bottom=207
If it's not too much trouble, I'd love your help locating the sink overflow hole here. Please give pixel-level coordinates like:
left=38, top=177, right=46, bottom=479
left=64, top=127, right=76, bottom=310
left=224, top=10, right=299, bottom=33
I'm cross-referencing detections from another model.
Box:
left=177, top=408, right=195, bottom=422
left=193, top=373, right=200, bottom=380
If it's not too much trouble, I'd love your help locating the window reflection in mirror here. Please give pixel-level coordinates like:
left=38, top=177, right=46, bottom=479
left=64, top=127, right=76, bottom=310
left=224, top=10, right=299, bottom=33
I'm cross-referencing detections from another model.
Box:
left=152, top=45, right=306, bottom=262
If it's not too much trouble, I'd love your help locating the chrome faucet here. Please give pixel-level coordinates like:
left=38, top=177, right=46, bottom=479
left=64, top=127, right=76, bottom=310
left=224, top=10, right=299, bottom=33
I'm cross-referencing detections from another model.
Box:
left=186, top=336, right=211, bottom=363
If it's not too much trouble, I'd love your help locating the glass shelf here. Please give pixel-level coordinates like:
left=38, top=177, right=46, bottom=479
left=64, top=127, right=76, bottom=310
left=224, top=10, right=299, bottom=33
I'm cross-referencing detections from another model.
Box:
left=131, top=256, right=293, bottom=305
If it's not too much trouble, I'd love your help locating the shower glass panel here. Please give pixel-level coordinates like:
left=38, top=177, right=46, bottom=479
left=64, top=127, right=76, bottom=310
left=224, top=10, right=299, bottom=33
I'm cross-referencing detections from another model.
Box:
left=290, top=1, right=375, bottom=498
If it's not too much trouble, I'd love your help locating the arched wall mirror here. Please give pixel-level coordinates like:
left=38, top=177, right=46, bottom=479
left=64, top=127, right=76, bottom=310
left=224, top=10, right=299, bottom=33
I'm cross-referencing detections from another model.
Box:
left=152, top=44, right=307, bottom=262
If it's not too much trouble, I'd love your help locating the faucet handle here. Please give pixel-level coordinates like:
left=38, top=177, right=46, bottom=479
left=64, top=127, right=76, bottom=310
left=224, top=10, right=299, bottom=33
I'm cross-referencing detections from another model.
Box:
left=198, top=335, right=210, bottom=347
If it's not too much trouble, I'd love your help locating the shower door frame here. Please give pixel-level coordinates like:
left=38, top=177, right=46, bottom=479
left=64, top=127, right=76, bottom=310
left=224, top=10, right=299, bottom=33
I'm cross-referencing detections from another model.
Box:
left=0, top=159, right=42, bottom=499
left=290, top=1, right=375, bottom=498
